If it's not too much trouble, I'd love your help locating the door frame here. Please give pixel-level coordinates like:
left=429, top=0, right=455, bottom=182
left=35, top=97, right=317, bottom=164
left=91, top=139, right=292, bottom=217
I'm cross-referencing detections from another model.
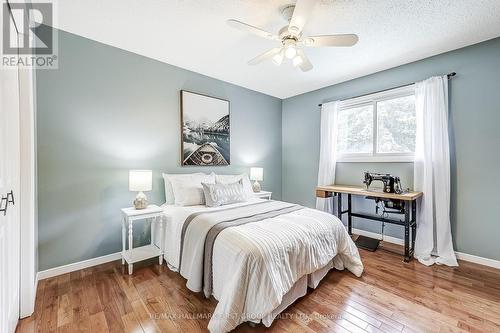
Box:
left=6, top=0, right=38, bottom=318
left=18, top=57, right=37, bottom=318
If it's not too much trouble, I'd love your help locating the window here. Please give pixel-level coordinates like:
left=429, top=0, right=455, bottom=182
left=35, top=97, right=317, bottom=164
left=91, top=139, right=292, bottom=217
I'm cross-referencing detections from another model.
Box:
left=337, top=104, right=373, bottom=154
left=336, top=85, right=416, bottom=162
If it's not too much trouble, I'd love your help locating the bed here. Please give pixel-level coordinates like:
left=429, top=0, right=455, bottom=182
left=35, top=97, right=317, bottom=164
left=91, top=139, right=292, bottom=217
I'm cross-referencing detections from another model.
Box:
left=153, top=196, right=363, bottom=333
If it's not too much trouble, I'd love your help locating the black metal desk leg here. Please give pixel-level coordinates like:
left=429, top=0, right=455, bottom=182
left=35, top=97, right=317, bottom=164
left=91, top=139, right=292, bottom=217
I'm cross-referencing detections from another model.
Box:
left=347, top=194, right=352, bottom=235
left=337, top=193, right=342, bottom=221
left=404, top=202, right=411, bottom=262
left=411, top=200, right=416, bottom=257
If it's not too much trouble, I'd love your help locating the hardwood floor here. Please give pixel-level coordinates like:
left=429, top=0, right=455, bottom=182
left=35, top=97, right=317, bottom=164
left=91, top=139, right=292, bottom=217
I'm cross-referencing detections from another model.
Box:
left=17, top=242, right=500, bottom=333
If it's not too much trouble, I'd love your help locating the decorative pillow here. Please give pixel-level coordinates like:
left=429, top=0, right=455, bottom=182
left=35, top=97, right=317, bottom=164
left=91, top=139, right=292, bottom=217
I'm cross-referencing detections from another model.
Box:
left=167, top=173, right=215, bottom=206
left=215, top=173, right=254, bottom=198
left=202, top=180, right=248, bottom=207
left=162, top=172, right=211, bottom=204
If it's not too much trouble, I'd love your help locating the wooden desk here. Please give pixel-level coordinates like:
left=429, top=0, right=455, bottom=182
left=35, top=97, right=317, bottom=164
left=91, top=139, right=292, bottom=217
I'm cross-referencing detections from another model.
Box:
left=316, top=185, right=423, bottom=262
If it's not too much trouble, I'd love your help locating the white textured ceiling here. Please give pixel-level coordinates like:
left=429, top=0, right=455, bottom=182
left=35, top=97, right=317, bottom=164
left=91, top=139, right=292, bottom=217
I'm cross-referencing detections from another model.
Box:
left=50, top=0, right=500, bottom=98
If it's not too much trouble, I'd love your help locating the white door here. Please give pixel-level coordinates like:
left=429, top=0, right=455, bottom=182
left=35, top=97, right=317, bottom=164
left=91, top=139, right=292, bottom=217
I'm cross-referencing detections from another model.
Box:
left=0, top=1, right=21, bottom=331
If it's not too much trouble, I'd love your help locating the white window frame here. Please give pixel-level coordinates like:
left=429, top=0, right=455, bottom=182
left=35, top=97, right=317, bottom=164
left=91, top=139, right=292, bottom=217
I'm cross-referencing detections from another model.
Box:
left=336, top=85, right=416, bottom=163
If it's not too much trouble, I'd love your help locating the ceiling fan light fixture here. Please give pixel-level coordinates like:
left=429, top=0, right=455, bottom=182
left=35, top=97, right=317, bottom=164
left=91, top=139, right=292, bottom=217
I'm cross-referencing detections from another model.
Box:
left=272, top=50, right=284, bottom=65
left=227, top=0, right=357, bottom=72
left=292, top=55, right=303, bottom=67
left=284, top=45, right=297, bottom=59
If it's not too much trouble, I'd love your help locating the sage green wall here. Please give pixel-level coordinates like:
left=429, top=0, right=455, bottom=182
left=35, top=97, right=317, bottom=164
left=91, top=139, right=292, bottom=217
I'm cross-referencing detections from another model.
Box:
left=37, top=26, right=500, bottom=270
left=36, top=28, right=282, bottom=270
left=282, top=37, right=500, bottom=261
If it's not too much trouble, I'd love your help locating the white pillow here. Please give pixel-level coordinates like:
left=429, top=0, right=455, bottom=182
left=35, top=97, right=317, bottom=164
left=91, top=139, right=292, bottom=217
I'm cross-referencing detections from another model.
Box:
left=170, top=173, right=215, bottom=206
left=215, top=173, right=254, bottom=198
left=162, top=173, right=205, bottom=204
left=202, top=180, right=248, bottom=207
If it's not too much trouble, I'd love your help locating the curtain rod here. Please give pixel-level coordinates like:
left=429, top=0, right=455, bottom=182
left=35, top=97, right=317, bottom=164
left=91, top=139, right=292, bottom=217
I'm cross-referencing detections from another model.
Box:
left=317, top=72, right=456, bottom=107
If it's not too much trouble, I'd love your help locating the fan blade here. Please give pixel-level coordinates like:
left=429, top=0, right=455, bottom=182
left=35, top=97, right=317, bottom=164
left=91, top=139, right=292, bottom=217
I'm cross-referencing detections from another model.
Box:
left=288, top=0, right=318, bottom=35
left=248, top=47, right=282, bottom=65
left=227, top=19, right=279, bottom=40
left=303, top=34, right=359, bottom=47
left=297, top=49, right=313, bottom=72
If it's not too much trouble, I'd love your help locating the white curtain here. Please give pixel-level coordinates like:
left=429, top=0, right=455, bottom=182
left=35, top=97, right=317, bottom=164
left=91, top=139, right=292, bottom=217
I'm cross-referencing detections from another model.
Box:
left=316, top=101, right=340, bottom=213
left=414, top=76, right=458, bottom=266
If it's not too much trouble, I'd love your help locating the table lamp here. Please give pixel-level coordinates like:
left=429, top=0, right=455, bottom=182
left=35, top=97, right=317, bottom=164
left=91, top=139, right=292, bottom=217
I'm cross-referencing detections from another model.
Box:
left=129, top=170, right=152, bottom=209
left=250, top=167, right=263, bottom=192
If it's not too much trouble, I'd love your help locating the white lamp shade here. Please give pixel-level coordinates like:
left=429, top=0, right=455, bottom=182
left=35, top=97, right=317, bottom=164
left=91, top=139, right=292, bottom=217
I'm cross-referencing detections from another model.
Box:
left=250, top=167, right=263, bottom=181
left=129, top=170, right=152, bottom=192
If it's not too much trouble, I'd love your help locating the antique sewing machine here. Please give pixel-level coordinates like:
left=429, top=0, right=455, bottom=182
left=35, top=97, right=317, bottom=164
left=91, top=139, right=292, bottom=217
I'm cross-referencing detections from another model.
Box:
left=357, top=172, right=408, bottom=251
left=363, top=172, right=403, bottom=194
left=363, top=172, right=406, bottom=215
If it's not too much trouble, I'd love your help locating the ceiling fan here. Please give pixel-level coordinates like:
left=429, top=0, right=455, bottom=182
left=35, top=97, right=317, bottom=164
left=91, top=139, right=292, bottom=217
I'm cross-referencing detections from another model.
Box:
left=226, top=0, right=358, bottom=72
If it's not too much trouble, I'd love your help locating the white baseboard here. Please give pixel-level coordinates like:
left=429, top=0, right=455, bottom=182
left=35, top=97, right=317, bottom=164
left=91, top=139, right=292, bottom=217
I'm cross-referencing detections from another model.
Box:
left=352, top=228, right=404, bottom=246
left=352, top=228, right=500, bottom=269
left=37, top=252, right=121, bottom=280
left=455, top=251, right=500, bottom=269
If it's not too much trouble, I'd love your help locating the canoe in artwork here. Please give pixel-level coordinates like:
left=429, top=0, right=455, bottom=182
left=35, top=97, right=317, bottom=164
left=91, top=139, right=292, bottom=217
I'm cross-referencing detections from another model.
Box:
left=183, top=143, right=229, bottom=166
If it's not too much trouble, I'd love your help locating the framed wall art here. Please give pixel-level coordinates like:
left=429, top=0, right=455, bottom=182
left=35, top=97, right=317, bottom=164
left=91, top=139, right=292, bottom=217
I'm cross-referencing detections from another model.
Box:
left=180, top=90, right=230, bottom=166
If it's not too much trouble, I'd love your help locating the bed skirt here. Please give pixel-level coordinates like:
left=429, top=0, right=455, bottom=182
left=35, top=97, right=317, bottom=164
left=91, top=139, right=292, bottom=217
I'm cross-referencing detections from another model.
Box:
left=259, top=259, right=333, bottom=327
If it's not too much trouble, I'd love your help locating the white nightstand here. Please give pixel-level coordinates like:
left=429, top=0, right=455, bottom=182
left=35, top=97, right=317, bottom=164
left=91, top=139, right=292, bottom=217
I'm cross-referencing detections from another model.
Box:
left=254, top=191, right=272, bottom=200
left=121, top=204, right=165, bottom=275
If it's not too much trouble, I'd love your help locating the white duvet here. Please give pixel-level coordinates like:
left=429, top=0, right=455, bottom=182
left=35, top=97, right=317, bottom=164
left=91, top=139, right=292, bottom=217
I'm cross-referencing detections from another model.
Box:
left=158, top=199, right=363, bottom=333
